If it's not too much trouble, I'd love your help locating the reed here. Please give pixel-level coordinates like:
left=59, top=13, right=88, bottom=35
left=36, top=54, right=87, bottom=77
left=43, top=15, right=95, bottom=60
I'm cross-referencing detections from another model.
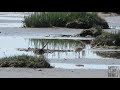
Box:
left=23, top=12, right=109, bottom=29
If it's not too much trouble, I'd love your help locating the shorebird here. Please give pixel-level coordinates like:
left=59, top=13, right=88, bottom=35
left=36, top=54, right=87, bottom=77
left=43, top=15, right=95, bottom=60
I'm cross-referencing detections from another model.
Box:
left=75, top=41, right=85, bottom=52
left=33, top=42, right=49, bottom=55
left=33, top=48, right=45, bottom=54
left=75, top=47, right=83, bottom=52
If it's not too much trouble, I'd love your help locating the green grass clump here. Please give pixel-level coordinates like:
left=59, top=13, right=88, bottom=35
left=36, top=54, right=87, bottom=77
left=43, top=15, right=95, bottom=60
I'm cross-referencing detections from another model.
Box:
left=92, top=31, right=120, bottom=46
left=0, top=55, right=51, bottom=68
left=23, top=12, right=109, bottom=29
left=96, top=51, right=120, bottom=59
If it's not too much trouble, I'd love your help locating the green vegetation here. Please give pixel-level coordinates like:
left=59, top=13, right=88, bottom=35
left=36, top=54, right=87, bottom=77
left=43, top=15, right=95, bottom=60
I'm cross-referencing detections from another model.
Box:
left=92, top=31, right=120, bottom=47
left=23, top=12, right=109, bottom=29
left=96, top=51, right=120, bottom=59
left=29, top=39, right=83, bottom=49
left=0, top=55, right=51, bottom=68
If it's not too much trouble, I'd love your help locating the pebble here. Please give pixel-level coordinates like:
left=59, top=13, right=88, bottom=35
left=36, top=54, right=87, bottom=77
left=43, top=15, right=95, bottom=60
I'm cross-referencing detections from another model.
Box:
left=76, top=65, right=84, bottom=67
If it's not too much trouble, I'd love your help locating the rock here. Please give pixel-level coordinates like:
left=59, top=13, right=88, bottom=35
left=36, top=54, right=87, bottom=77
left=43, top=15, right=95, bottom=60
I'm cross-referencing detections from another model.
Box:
left=76, top=65, right=84, bottom=67
left=85, top=35, right=92, bottom=38
left=80, top=27, right=103, bottom=37
left=61, top=35, right=72, bottom=37
left=100, top=21, right=109, bottom=29
left=80, top=29, right=94, bottom=37
left=38, top=69, right=42, bottom=71
left=66, top=21, right=90, bottom=29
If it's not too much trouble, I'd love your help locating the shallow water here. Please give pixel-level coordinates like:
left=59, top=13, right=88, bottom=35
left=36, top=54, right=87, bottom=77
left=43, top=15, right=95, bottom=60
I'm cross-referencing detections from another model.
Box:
left=105, top=16, right=120, bottom=29
left=0, top=37, right=119, bottom=60
left=0, top=12, right=27, bottom=27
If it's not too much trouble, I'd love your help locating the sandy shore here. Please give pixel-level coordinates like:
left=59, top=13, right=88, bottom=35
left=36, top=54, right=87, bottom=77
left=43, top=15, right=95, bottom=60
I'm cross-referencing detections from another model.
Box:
left=0, top=27, right=84, bottom=36
left=0, top=68, right=109, bottom=78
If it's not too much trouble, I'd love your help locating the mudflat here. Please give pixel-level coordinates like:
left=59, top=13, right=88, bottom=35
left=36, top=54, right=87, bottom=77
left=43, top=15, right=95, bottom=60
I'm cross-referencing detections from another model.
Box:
left=0, top=68, right=108, bottom=78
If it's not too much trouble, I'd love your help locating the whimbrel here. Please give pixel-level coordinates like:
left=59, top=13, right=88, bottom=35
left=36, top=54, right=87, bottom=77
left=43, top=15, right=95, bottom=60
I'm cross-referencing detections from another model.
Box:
left=75, top=41, right=85, bottom=52
left=33, top=48, right=45, bottom=54
left=33, top=42, right=49, bottom=55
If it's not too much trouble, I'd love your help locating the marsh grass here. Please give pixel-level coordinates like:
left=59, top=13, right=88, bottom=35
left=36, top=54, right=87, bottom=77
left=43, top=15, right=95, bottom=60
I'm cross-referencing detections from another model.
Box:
left=23, top=12, right=109, bottom=29
left=29, top=39, right=83, bottom=49
left=92, top=31, right=120, bottom=46
left=0, top=55, right=51, bottom=68
left=96, top=51, right=120, bottom=59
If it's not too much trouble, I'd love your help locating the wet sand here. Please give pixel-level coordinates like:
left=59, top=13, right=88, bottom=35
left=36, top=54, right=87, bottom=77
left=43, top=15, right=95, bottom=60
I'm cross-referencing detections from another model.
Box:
left=0, top=27, right=119, bottom=37
left=0, top=27, right=83, bottom=36
left=0, top=68, right=108, bottom=78
left=49, top=58, right=120, bottom=65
